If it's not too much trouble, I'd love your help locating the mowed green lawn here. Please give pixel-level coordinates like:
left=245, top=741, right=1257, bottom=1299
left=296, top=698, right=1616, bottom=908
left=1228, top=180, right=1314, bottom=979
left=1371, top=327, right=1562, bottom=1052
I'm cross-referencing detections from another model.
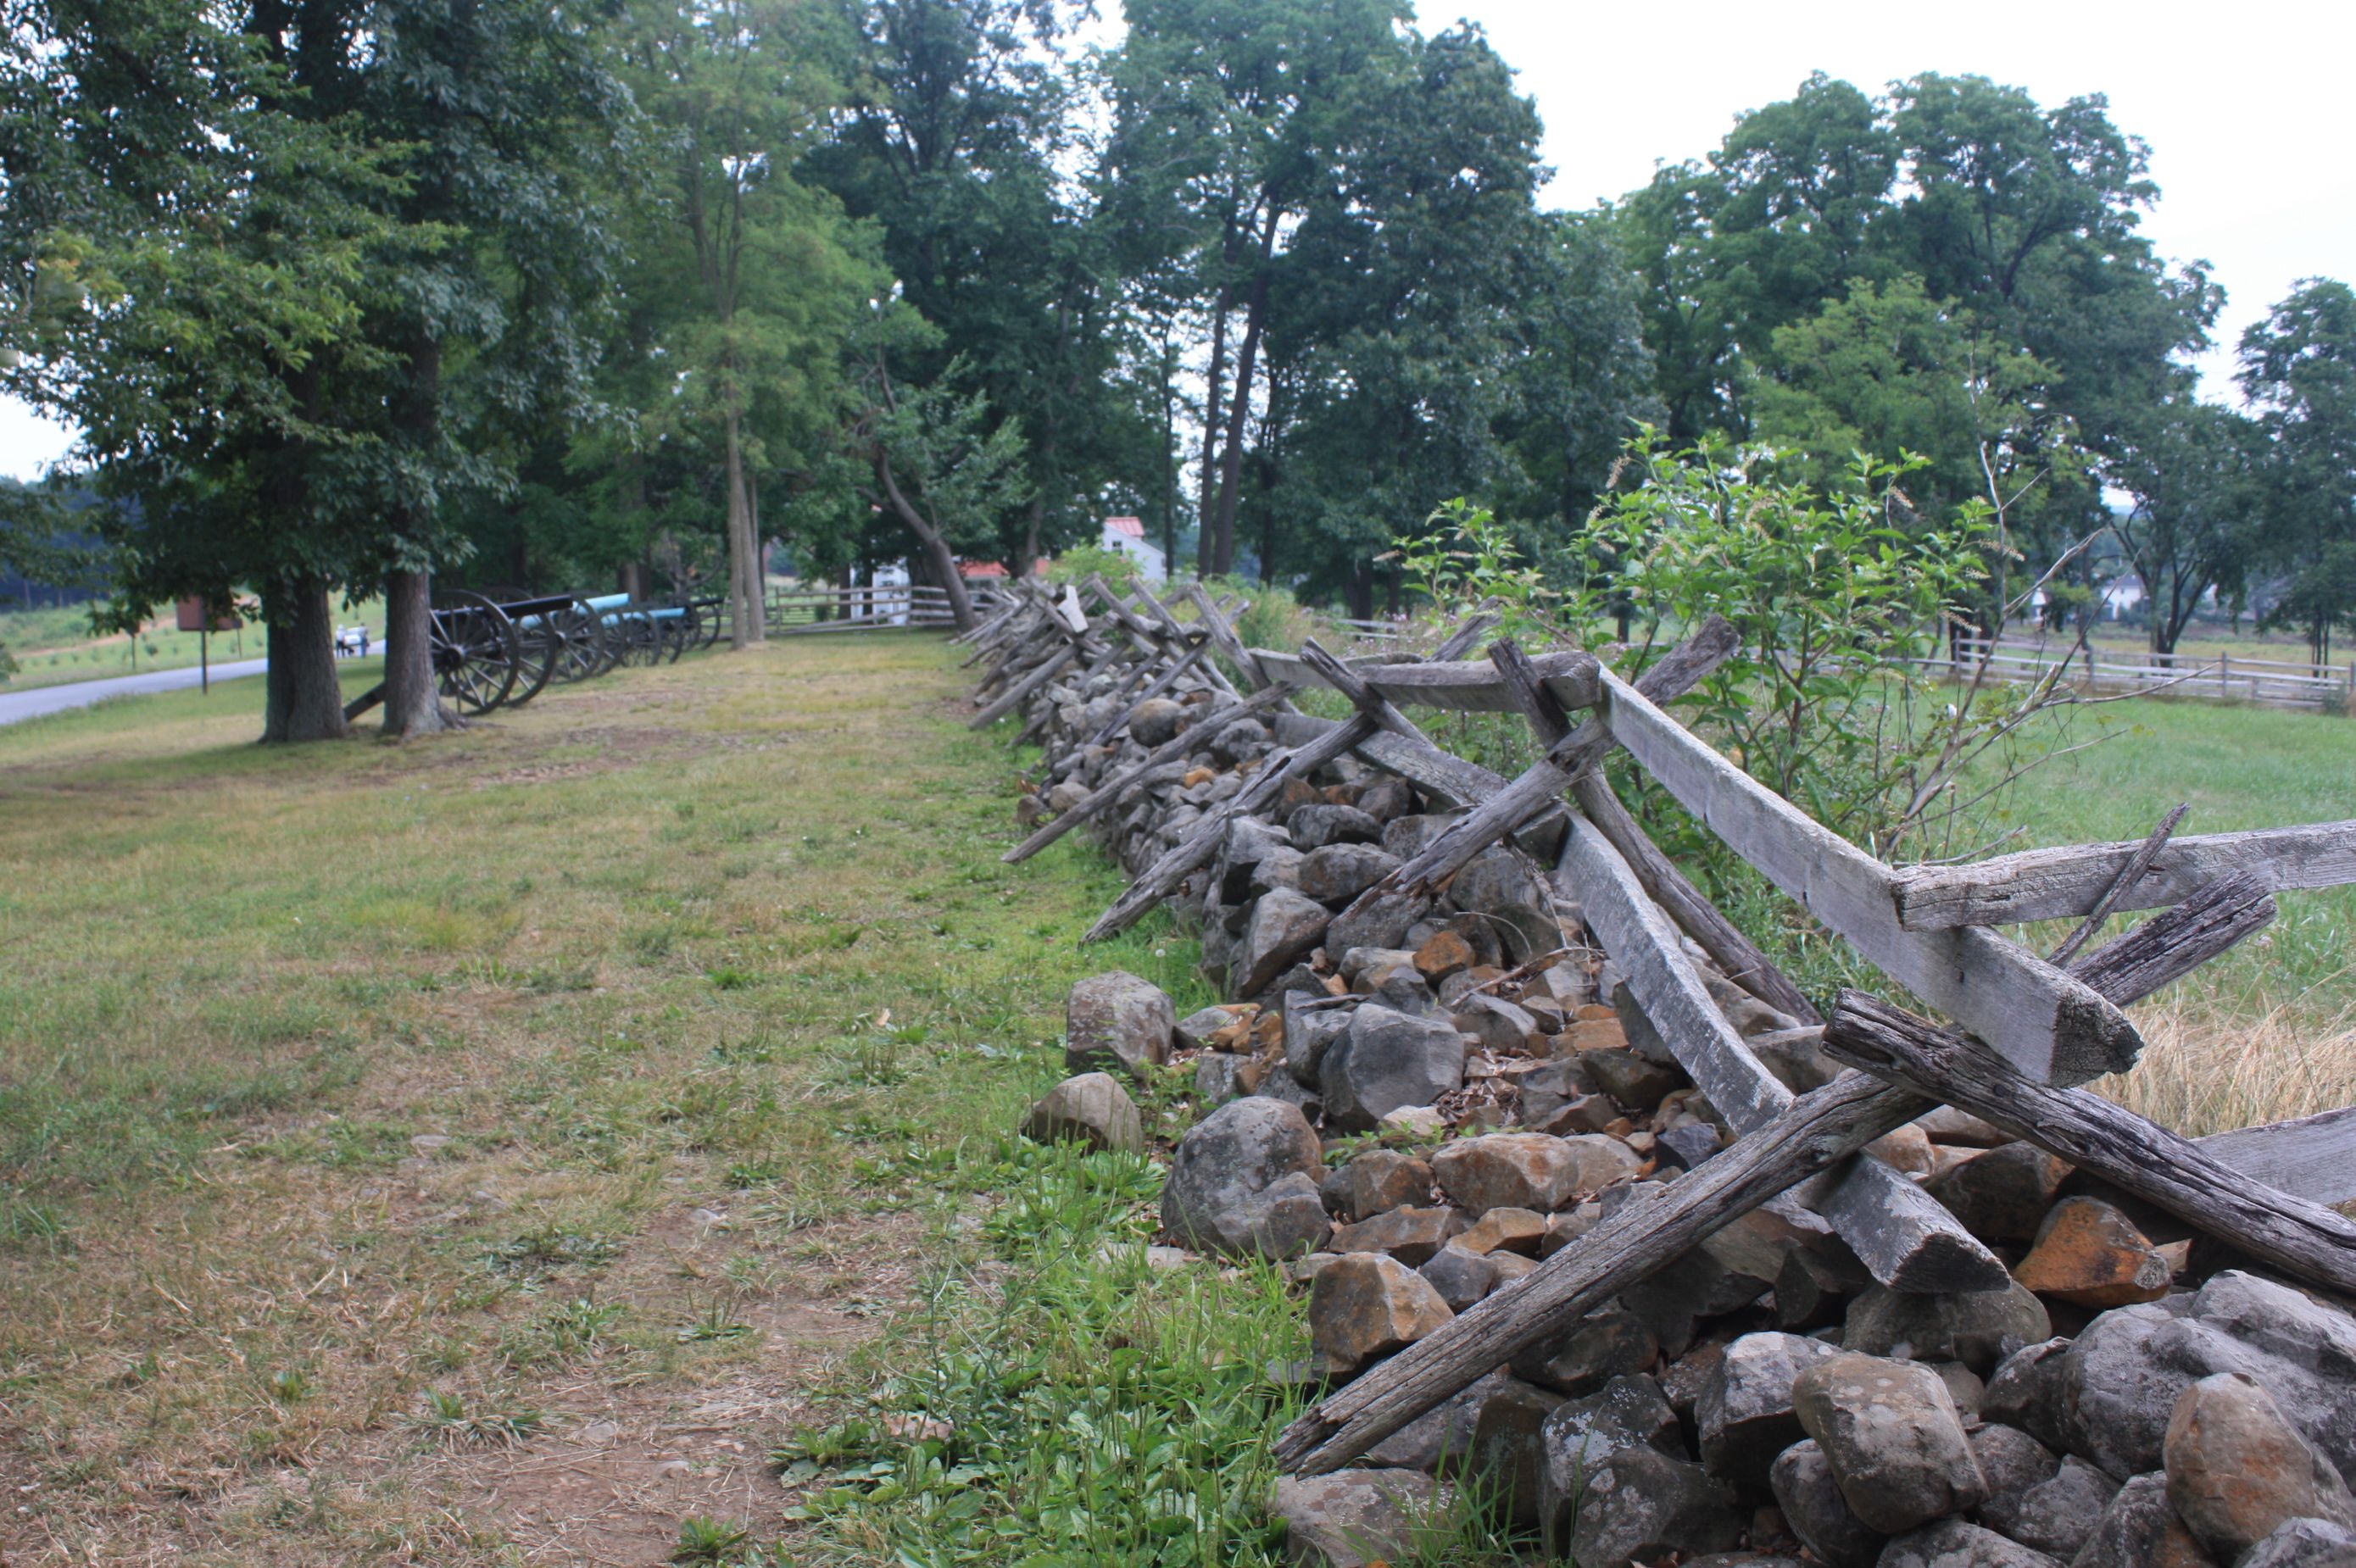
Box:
left=0, top=633, right=1230, bottom=1565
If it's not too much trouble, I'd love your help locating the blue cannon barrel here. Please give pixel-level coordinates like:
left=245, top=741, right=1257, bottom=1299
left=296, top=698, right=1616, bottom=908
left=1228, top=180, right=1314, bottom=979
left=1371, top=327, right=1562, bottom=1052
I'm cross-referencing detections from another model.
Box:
left=582, top=592, right=632, bottom=612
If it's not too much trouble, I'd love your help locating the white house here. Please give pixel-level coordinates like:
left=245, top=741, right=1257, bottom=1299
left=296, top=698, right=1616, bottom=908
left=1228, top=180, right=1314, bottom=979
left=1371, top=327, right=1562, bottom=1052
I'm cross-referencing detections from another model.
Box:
left=1100, top=516, right=1167, bottom=583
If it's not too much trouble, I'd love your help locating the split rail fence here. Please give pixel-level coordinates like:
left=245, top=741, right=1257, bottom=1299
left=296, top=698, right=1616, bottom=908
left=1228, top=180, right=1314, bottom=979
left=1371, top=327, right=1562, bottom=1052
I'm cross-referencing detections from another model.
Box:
left=1926, top=635, right=2353, bottom=711
left=960, top=575, right=2356, bottom=1476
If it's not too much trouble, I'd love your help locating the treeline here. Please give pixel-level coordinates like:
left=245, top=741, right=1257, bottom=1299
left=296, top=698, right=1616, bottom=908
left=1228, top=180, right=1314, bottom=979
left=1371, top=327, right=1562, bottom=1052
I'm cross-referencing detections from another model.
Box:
left=3, top=2, right=2351, bottom=740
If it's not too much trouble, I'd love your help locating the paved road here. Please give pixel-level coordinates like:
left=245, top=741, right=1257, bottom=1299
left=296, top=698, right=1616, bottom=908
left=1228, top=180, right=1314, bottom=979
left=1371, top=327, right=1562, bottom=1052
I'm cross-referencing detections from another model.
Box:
left=0, top=658, right=270, bottom=729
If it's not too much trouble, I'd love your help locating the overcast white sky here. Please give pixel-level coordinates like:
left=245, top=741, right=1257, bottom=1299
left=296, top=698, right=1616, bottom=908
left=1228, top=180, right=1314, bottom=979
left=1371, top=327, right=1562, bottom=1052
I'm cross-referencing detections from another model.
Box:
left=4, top=0, right=2348, bottom=480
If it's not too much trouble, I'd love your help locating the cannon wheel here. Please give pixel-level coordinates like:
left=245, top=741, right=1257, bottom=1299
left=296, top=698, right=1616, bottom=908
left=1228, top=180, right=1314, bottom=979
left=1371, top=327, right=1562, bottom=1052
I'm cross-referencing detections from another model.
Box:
left=693, top=595, right=726, bottom=651
left=664, top=603, right=697, bottom=664
left=432, top=591, right=521, bottom=714
left=549, top=595, right=609, bottom=684
left=618, top=609, right=667, bottom=669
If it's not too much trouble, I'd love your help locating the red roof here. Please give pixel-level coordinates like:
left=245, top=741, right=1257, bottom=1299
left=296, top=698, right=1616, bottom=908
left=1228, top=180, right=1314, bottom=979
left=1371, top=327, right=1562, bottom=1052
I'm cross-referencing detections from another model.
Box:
left=959, top=560, right=1010, bottom=579
left=1105, top=515, right=1145, bottom=539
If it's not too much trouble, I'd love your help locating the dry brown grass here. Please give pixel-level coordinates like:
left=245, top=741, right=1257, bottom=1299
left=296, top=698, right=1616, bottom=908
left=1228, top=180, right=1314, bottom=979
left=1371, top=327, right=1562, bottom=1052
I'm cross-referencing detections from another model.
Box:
left=2099, top=993, right=2356, bottom=1139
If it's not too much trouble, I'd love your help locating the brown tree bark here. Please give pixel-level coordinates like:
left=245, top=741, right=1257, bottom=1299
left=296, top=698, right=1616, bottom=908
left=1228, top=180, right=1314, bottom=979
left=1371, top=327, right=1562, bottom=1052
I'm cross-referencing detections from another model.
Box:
left=725, top=412, right=763, bottom=649
left=379, top=567, right=456, bottom=737
left=1195, top=265, right=1233, bottom=577
left=875, top=452, right=977, bottom=631
left=260, top=575, right=349, bottom=743
left=1206, top=210, right=1281, bottom=577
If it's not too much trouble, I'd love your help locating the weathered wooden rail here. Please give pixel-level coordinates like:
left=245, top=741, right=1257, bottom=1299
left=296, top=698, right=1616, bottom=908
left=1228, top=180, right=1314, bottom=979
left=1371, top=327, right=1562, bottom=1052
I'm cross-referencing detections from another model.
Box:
left=965, top=579, right=2356, bottom=1482
left=1924, top=635, right=2354, bottom=710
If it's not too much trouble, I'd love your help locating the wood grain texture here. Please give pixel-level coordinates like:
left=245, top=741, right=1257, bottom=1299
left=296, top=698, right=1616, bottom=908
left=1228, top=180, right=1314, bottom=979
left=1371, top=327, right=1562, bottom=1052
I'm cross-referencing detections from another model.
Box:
left=1823, top=989, right=2356, bottom=1299
left=1892, top=820, right=2356, bottom=929
left=1367, top=617, right=1740, bottom=910
left=2050, top=803, right=2189, bottom=965
left=1557, top=813, right=2002, bottom=1291
left=1590, top=665, right=2142, bottom=1087
left=1245, top=646, right=1601, bottom=716
left=2195, top=1108, right=2356, bottom=1207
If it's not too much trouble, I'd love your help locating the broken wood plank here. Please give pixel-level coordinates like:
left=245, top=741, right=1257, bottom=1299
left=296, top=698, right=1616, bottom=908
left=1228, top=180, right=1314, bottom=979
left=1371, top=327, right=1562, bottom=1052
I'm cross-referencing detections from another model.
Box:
left=1821, top=988, right=2356, bottom=1299
left=1557, top=811, right=2004, bottom=1292
left=1891, top=820, right=2356, bottom=930
left=1589, top=664, right=2142, bottom=1087
left=1272, top=832, right=2265, bottom=1476
left=1249, top=646, right=1601, bottom=716
left=2194, top=1107, right=2356, bottom=1208
left=2050, top=803, right=2190, bottom=965
left=1486, top=637, right=1819, bottom=1026
left=1366, top=616, right=1740, bottom=911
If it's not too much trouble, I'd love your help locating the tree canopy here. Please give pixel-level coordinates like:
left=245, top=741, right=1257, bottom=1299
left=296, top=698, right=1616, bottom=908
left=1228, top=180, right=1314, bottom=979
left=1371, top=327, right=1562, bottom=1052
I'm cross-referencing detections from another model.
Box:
left=3, top=3, right=2345, bottom=735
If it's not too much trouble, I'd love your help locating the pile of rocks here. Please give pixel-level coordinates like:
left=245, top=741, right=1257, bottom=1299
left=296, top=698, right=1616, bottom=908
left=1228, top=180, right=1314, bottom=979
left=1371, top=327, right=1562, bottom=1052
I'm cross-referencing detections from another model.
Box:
left=1005, top=642, right=2356, bottom=1567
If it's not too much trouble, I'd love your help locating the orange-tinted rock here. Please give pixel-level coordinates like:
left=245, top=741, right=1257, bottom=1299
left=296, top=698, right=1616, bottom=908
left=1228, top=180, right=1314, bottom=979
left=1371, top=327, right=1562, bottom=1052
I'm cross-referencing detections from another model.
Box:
left=1182, top=765, right=1217, bottom=787
left=1455, top=1206, right=1547, bottom=1257
left=1563, top=1017, right=1629, bottom=1053
left=1863, top=1123, right=1937, bottom=1179
left=1309, top=1253, right=1455, bottom=1375
left=1413, top=930, right=1476, bottom=983
left=1327, top=1205, right=1467, bottom=1266
left=2013, top=1196, right=2174, bottom=1308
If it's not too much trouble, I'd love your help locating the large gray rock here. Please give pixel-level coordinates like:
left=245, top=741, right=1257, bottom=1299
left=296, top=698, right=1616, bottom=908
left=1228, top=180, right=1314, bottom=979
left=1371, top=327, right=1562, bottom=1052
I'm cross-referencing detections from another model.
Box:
left=1160, top=1098, right=1329, bottom=1259
left=1322, top=892, right=1425, bottom=964
left=1698, top=1332, right=1845, bottom=1487
left=1925, top=1142, right=2073, bottom=1245
left=1511, top=1308, right=1660, bottom=1397
left=1363, top=1368, right=1516, bottom=1472
left=1773, top=1439, right=1889, bottom=1568
left=1845, top=1282, right=2052, bottom=1376
left=1875, top=1520, right=2062, bottom=1566
left=1983, top=1337, right=2075, bottom=1453
left=2056, top=1271, right=2356, bottom=1482
left=1319, top=1004, right=1463, bottom=1132
left=1537, top=1373, right=1685, bottom=1540
left=1466, top=1376, right=1566, bottom=1528
left=2164, top=1371, right=2356, bottom=1563
left=1418, top=1243, right=1498, bottom=1312
left=1289, top=803, right=1384, bottom=849
left=1983, top=1454, right=2116, bottom=1560
left=2069, top=1472, right=2218, bottom=1568
left=1284, top=995, right=1356, bottom=1084
left=1021, top=1072, right=1145, bottom=1154
left=1792, top=1353, right=1988, bottom=1535
left=1234, top=890, right=1333, bottom=998
left=1128, top=696, right=1189, bottom=747
left=1568, top=1447, right=1744, bottom=1567
left=1065, top=970, right=1176, bottom=1077
left=1327, top=1148, right=1434, bottom=1222
left=1449, top=846, right=1562, bottom=964
left=2242, top=1518, right=2356, bottom=1567
left=1432, top=1132, right=1638, bottom=1215
left=1297, top=843, right=1401, bottom=907
left=1217, top=817, right=1295, bottom=904
left=1269, top=1468, right=1434, bottom=1568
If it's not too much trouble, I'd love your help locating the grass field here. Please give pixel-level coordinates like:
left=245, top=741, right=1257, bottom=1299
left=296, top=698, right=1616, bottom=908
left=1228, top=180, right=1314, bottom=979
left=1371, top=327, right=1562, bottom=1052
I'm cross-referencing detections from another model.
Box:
left=0, top=631, right=2346, bottom=1565
left=0, top=634, right=1324, bottom=1565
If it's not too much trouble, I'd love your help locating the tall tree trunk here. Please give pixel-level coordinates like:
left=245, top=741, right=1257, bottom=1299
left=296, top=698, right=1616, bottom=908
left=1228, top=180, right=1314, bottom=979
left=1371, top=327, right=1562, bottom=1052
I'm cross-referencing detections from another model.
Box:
left=380, top=330, right=454, bottom=739
left=725, top=410, right=761, bottom=649
left=1011, top=494, right=1046, bottom=581
left=1160, top=341, right=1179, bottom=579
left=1208, top=217, right=1279, bottom=578
left=876, top=453, right=976, bottom=631
left=260, top=575, right=348, bottom=743
left=746, top=468, right=766, bottom=642
left=1195, top=285, right=1232, bottom=577
left=380, top=567, right=456, bottom=737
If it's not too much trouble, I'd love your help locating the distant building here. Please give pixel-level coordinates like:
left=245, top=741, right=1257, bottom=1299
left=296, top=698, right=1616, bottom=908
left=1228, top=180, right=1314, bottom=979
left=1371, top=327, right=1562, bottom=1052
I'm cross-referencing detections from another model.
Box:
left=1100, top=516, right=1167, bottom=583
